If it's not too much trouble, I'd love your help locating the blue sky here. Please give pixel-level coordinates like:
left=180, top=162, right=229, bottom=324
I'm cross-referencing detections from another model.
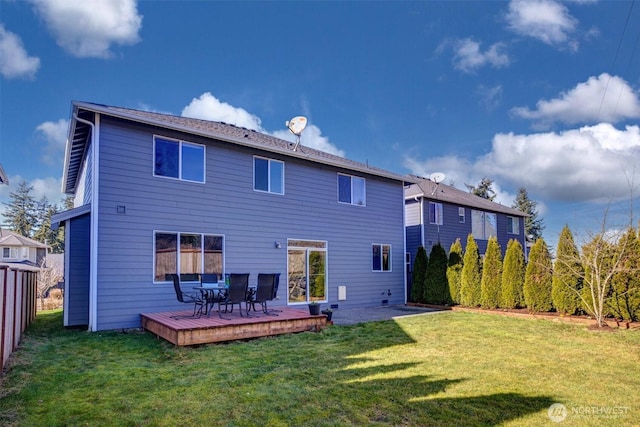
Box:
left=1, top=0, right=639, bottom=249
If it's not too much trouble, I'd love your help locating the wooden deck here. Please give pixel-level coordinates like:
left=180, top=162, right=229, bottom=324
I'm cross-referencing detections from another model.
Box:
left=141, top=307, right=327, bottom=346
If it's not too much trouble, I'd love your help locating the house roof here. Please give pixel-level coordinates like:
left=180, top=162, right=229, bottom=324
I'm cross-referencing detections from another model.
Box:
left=405, top=176, right=528, bottom=217
left=0, top=228, right=49, bottom=248
left=62, top=101, right=415, bottom=194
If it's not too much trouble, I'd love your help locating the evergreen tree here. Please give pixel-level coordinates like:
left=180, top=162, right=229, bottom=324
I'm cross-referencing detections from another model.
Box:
left=523, top=238, right=553, bottom=312
left=2, top=181, right=37, bottom=237
left=460, top=234, right=482, bottom=306
left=63, top=194, right=75, bottom=210
left=512, top=187, right=545, bottom=240
left=425, top=243, right=450, bottom=305
left=447, top=238, right=464, bottom=304
left=411, top=246, right=428, bottom=303
left=480, top=237, right=502, bottom=309
left=552, top=225, right=583, bottom=315
left=501, top=239, right=525, bottom=308
left=607, top=226, right=640, bottom=321
left=465, top=177, right=496, bottom=201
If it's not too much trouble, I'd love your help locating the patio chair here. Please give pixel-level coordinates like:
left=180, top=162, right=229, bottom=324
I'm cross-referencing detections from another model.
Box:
left=170, top=274, right=206, bottom=319
left=248, top=273, right=279, bottom=316
left=199, top=273, right=222, bottom=315
left=217, top=273, right=250, bottom=319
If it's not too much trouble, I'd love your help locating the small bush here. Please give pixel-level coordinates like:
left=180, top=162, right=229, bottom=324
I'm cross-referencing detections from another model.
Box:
left=411, top=246, right=428, bottom=303
left=425, top=243, right=450, bottom=305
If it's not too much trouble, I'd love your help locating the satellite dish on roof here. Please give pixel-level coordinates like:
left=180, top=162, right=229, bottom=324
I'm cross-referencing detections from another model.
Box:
left=286, top=116, right=307, bottom=151
left=429, top=172, right=445, bottom=184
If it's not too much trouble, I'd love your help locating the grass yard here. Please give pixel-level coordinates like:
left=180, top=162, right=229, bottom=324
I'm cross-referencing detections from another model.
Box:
left=1, top=309, right=638, bottom=426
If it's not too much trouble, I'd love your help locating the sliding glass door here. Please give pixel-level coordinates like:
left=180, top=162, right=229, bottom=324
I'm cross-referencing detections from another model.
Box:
left=287, top=240, right=327, bottom=304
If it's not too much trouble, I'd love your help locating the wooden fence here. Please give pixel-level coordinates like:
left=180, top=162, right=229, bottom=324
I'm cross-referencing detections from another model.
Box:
left=1, top=266, right=38, bottom=374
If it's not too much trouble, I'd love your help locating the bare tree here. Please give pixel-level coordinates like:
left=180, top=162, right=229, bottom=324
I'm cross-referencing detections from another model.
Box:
left=37, top=257, right=63, bottom=311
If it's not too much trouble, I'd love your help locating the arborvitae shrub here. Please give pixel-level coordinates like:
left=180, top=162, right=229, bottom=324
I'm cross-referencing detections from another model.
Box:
left=460, top=234, right=482, bottom=307
left=501, top=239, right=525, bottom=308
left=552, top=225, right=583, bottom=315
left=480, top=237, right=502, bottom=309
left=447, top=239, right=464, bottom=304
left=425, top=243, right=450, bottom=305
left=411, top=246, right=428, bottom=303
left=524, top=238, right=553, bottom=312
left=608, top=227, right=640, bottom=321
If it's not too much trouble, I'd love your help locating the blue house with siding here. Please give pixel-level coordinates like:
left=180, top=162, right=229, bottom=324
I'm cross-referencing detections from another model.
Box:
left=52, top=102, right=410, bottom=331
left=405, top=176, right=528, bottom=282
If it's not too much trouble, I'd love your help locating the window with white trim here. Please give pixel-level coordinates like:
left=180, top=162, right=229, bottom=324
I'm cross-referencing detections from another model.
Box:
left=254, top=156, right=284, bottom=194
left=508, top=216, right=520, bottom=234
left=2, top=247, right=18, bottom=259
left=471, top=210, right=497, bottom=240
left=154, top=136, right=205, bottom=183
left=459, top=207, right=465, bottom=223
left=429, top=202, right=443, bottom=225
left=154, top=232, right=224, bottom=282
left=338, top=173, right=366, bottom=206
left=372, top=244, right=391, bottom=272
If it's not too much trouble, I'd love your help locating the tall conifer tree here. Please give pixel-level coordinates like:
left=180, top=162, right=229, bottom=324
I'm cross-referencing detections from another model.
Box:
left=524, top=238, right=553, bottom=312
left=552, top=225, right=583, bottom=315
left=447, top=239, right=464, bottom=304
left=480, top=237, right=502, bottom=309
left=411, top=246, right=428, bottom=303
left=460, top=234, right=482, bottom=307
left=501, top=239, right=525, bottom=308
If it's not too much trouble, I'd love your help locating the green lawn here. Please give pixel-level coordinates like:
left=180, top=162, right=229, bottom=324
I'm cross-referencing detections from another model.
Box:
left=1, top=309, right=638, bottom=426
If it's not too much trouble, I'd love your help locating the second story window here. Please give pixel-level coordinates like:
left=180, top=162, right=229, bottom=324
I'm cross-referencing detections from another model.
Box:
left=254, top=157, right=284, bottom=194
left=429, top=202, right=443, bottom=225
left=508, top=216, right=520, bottom=234
left=472, top=210, right=497, bottom=240
left=338, top=173, right=366, bottom=206
left=459, top=207, right=465, bottom=223
left=154, top=136, right=205, bottom=183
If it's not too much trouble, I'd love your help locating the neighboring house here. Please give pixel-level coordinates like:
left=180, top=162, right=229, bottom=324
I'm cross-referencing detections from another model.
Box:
left=405, top=177, right=528, bottom=281
left=0, top=228, right=48, bottom=267
left=52, top=101, right=410, bottom=331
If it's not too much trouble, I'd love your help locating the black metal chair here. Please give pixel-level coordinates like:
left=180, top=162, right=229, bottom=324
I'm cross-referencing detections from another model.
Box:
left=248, top=273, right=279, bottom=316
left=199, top=273, right=222, bottom=316
left=217, top=273, right=250, bottom=319
left=170, top=274, right=206, bottom=319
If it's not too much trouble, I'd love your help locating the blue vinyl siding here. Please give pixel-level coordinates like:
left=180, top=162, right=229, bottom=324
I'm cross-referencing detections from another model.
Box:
left=92, top=117, right=406, bottom=330
left=66, top=213, right=90, bottom=327
left=405, top=197, right=526, bottom=265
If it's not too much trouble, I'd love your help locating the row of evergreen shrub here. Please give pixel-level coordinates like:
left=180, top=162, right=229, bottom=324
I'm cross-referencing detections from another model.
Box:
left=410, top=225, right=640, bottom=322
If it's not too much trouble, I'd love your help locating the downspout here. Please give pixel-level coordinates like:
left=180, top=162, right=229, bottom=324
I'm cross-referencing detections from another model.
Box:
left=74, top=113, right=99, bottom=332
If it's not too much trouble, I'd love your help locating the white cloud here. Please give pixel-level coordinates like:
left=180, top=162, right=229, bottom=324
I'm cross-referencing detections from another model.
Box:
left=0, top=24, right=40, bottom=79
left=36, top=119, right=68, bottom=165
left=29, top=0, right=142, bottom=58
left=452, top=38, right=510, bottom=73
left=181, top=92, right=264, bottom=131
left=182, top=92, right=346, bottom=157
left=512, top=73, right=640, bottom=127
left=505, top=0, right=578, bottom=49
left=404, top=123, right=640, bottom=205
left=476, top=84, right=503, bottom=111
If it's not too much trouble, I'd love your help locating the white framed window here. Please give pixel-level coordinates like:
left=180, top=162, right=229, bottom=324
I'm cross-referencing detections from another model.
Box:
left=2, top=247, right=18, bottom=259
left=471, top=210, right=497, bottom=240
left=287, top=240, right=327, bottom=304
left=372, top=243, right=392, bottom=272
left=337, top=173, right=366, bottom=206
left=254, top=156, right=284, bottom=194
left=508, top=216, right=520, bottom=234
left=154, top=136, right=205, bottom=183
left=459, top=207, right=465, bottom=223
left=21, top=247, right=29, bottom=258
left=429, top=202, right=443, bottom=225
left=154, top=231, right=224, bottom=282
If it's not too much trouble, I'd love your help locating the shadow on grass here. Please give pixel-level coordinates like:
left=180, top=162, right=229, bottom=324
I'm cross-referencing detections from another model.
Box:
left=2, top=309, right=556, bottom=426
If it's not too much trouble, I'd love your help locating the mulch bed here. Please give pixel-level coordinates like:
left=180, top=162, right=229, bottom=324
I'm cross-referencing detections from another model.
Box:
left=406, top=303, right=640, bottom=330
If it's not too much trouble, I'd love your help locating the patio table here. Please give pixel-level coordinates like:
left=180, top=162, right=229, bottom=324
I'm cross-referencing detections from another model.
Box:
left=193, top=284, right=256, bottom=317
